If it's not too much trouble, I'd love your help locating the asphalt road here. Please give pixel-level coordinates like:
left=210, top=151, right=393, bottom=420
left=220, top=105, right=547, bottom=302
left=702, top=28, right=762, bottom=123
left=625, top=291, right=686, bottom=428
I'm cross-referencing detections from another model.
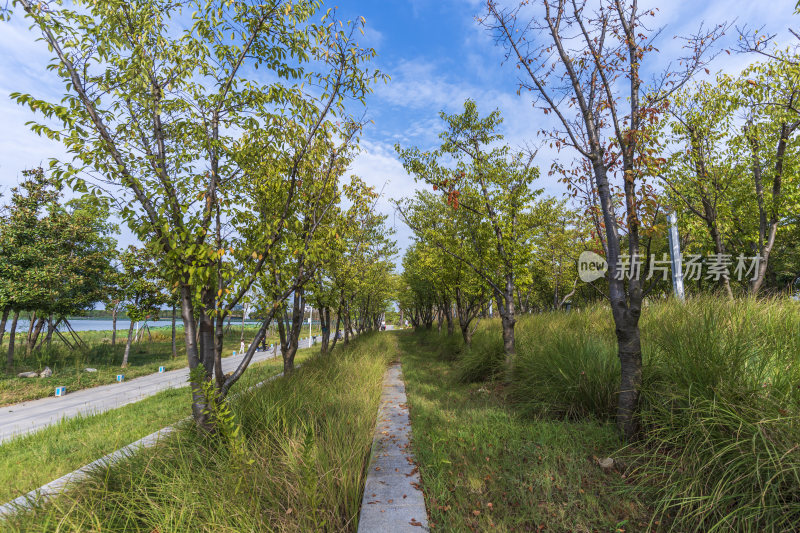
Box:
left=0, top=347, right=280, bottom=444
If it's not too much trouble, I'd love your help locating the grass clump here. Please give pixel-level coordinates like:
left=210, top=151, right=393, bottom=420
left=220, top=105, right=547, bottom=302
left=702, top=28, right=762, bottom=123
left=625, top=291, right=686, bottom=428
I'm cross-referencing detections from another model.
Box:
left=510, top=309, right=619, bottom=420
left=454, top=329, right=504, bottom=382
left=626, top=297, right=800, bottom=531
left=2, top=333, right=394, bottom=532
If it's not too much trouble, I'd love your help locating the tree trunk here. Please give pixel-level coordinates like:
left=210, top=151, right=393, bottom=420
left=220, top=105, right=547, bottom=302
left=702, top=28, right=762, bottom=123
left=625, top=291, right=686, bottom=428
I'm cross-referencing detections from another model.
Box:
left=277, top=309, right=288, bottom=352
left=171, top=304, right=177, bottom=359
left=329, top=308, right=341, bottom=354
left=240, top=303, right=247, bottom=346
left=214, top=311, right=226, bottom=389
left=320, top=306, right=331, bottom=356
left=610, top=284, right=643, bottom=440
left=343, top=305, right=351, bottom=346
left=460, top=322, right=473, bottom=346
left=281, top=289, right=304, bottom=374
left=27, top=317, right=46, bottom=354
left=499, top=309, right=515, bottom=364
left=111, top=307, right=118, bottom=345
left=44, top=315, right=57, bottom=348
left=701, top=196, right=733, bottom=299
left=0, top=307, right=9, bottom=350
left=6, top=311, right=19, bottom=371
left=198, top=289, right=216, bottom=376
left=746, top=121, right=793, bottom=295
left=498, top=273, right=517, bottom=370
left=25, top=311, right=36, bottom=353
left=121, top=319, right=135, bottom=368
left=180, top=284, right=211, bottom=430
left=444, top=302, right=454, bottom=336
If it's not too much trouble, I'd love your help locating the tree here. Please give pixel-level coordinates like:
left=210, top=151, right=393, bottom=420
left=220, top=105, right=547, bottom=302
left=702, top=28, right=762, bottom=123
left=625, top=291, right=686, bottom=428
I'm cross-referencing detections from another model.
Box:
left=735, top=55, right=800, bottom=294
left=397, top=100, right=544, bottom=367
left=483, top=0, right=724, bottom=439
left=399, top=244, right=438, bottom=330
left=662, top=56, right=800, bottom=296
left=528, top=200, right=587, bottom=311
left=0, top=169, right=115, bottom=365
left=15, top=0, right=382, bottom=427
left=660, top=77, right=742, bottom=298
left=0, top=169, right=60, bottom=368
left=118, top=247, right=165, bottom=368
left=305, top=178, right=393, bottom=355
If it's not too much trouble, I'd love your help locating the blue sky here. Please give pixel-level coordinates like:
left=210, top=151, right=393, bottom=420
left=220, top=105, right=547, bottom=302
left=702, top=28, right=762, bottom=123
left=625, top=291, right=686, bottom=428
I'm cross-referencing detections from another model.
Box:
left=1, top=0, right=798, bottom=262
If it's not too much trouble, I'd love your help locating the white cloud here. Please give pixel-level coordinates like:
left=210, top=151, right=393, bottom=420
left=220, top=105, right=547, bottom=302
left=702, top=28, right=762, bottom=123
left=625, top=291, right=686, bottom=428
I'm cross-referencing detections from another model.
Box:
left=358, top=21, right=384, bottom=50
left=0, top=20, right=69, bottom=190
left=376, top=59, right=473, bottom=111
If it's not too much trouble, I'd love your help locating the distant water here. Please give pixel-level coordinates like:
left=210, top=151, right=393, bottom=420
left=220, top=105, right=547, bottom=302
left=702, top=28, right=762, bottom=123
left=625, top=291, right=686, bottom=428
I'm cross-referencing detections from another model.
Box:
left=8, top=319, right=264, bottom=333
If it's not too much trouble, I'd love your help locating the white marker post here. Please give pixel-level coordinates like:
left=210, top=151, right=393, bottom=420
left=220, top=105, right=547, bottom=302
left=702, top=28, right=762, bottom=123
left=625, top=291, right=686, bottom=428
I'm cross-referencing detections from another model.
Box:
left=667, top=212, right=686, bottom=301
left=308, top=307, right=313, bottom=348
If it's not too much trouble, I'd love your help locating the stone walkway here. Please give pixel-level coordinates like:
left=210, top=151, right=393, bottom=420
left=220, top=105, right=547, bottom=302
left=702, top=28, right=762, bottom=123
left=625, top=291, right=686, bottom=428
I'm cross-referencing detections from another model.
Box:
left=0, top=347, right=283, bottom=444
left=358, top=363, right=429, bottom=532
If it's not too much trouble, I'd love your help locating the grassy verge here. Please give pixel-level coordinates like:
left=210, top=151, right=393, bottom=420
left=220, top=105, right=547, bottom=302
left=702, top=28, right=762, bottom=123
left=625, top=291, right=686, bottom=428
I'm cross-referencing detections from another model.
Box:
left=420, top=296, right=800, bottom=531
left=0, top=346, right=316, bottom=505
left=399, top=331, right=649, bottom=532
left=1, top=326, right=322, bottom=406
left=2, top=332, right=394, bottom=532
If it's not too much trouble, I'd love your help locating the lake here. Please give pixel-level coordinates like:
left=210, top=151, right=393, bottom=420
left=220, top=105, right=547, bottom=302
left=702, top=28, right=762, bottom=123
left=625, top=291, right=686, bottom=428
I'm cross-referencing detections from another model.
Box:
left=9, top=319, right=265, bottom=333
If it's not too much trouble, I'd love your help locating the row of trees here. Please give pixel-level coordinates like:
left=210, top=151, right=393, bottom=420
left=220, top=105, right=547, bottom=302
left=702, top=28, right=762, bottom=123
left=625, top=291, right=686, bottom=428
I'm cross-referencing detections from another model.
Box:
left=7, top=0, right=396, bottom=430
left=399, top=0, right=800, bottom=440
left=661, top=57, right=800, bottom=297
left=396, top=101, right=591, bottom=361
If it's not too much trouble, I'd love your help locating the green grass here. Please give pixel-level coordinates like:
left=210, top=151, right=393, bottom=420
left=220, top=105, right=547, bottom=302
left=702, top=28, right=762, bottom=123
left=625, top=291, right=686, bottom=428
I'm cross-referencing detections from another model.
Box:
left=1, top=325, right=322, bottom=405
left=431, top=296, right=800, bottom=531
left=0, top=346, right=316, bottom=505
left=400, top=331, right=650, bottom=532
left=1, top=332, right=394, bottom=532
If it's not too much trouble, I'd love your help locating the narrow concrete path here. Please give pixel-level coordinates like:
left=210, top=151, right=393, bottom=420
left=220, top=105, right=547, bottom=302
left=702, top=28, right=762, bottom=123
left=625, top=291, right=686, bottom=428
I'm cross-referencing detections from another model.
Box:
left=358, top=363, right=428, bottom=532
left=0, top=347, right=282, bottom=444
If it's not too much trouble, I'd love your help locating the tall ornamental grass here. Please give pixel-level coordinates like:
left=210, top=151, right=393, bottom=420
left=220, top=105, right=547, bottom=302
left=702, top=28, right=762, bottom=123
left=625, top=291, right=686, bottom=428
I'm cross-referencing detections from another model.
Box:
left=428, top=297, right=800, bottom=531
left=3, top=332, right=394, bottom=533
